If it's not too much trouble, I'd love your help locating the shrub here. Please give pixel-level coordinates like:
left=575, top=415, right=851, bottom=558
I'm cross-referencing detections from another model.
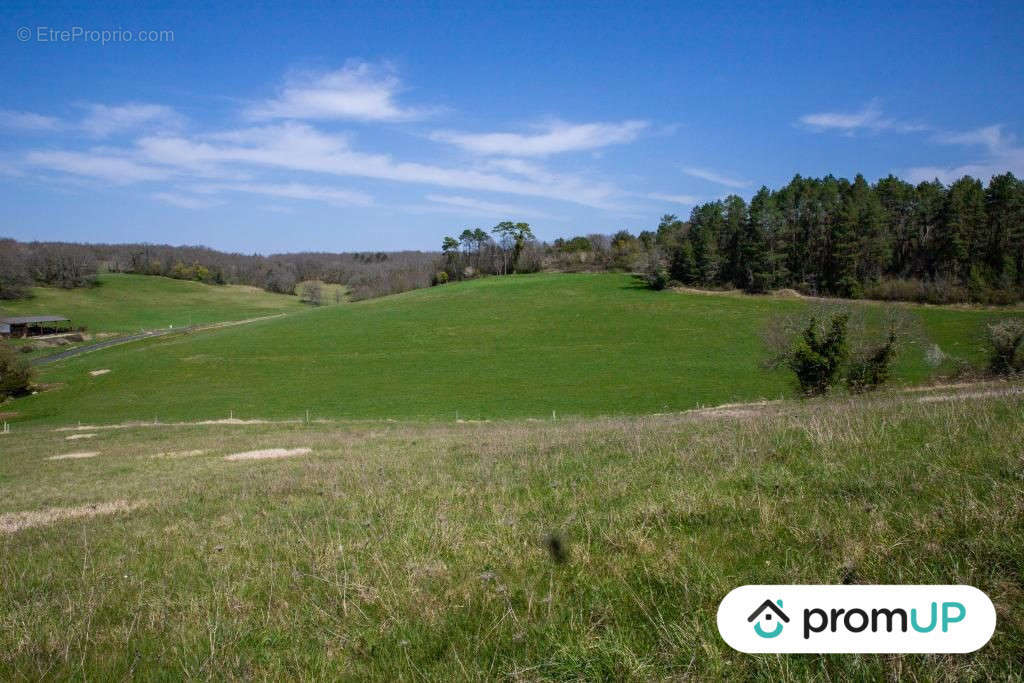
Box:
left=863, top=278, right=970, bottom=305
left=433, top=270, right=449, bottom=285
left=987, top=319, right=1024, bottom=375
left=299, top=280, right=324, bottom=305
left=787, top=314, right=849, bottom=396
left=646, top=268, right=670, bottom=291
left=846, top=331, right=897, bottom=393
left=0, top=345, right=34, bottom=399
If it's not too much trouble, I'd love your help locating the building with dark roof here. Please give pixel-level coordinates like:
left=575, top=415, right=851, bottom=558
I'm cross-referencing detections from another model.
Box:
left=0, top=316, right=71, bottom=338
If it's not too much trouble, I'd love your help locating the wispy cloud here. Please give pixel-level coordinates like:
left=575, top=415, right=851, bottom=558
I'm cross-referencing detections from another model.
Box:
left=196, top=181, right=374, bottom=207
left=129, top=124, right=623, bottom=208
left=25, top=150, right=173, bottom=184
left=906, top=124, right=1023, bottom=184
left=798, top=100, right=928, bottom=135
left=80, top=103, right=184, bottom=137
left=681, top=166, right=750, bottom=189
left=246, top=60, right=430, bottom=122
left=431, top=119, right=648, bottom=157
left=422, top=193, right=553, bottom=218
left=0, top=109, right=62, bottom=131
left=151, top=191, right=223, bottom=209
left=932, top=124, right=1012, bottom=153
left=647, top=192, right=699, bottom=205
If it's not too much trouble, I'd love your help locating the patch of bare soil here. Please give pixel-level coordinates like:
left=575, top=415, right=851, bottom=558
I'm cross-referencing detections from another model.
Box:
left=224, top=447, right=311, bottom=461
left=669, top=285, right=740, bottom=296
left=47, top=451, right=99, bottom=460
left=687, top=400, right=777, bottom=419
left=917, top=387, right=1024, bottom=403
left=55, top=418, right=302, bottom=432
left=65, top=433, right=98, bottom=441
left=898, top=381, right=996, bottom=394
left=151, top=449, right=207, bottom=458
left=0, top=500, right=146, bottom=534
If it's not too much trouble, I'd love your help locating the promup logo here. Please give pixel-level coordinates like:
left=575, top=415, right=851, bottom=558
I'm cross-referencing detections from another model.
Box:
left=718, top=585, right=996, bottom=653
left=748, top=599, right=789, bottom=638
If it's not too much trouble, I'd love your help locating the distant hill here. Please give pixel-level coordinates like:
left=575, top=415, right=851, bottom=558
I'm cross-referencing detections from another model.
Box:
left=9, top=273, right=1004, bottom=426
left=0, top=273, right=306, bottom=335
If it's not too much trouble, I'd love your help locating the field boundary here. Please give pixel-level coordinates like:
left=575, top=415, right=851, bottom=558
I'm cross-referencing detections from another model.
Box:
left=32, top=379, right=1021, bottom=434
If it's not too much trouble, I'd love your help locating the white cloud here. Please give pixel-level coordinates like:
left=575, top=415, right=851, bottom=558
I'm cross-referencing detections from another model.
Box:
left=423, top=193, right=552, bottom=218
left=681, top=167, right=750, bottom=189
left=80, top=103, right=184, bottom=137
left=906, top=124, right=1023, bottom=184
left=246, top=61, right=429, bottom=122
left=647, top=192, right=699, bottom=205
left=0, top=109, right=62, bottom=131
left=431, top=119, right=649, bottom=156
left=933, top=124, right=1013, bottom=153
left=798, top=100, right=929, bottom=135
left=151, top=192, right=223, bottom=209
left=196, top=181, right=374, bottom=207
left=131, top=123, right=622, bottom=208
left=25, top=150, right=172, bottom=184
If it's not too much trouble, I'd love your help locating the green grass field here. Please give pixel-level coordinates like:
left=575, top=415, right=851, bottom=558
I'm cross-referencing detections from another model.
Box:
left=0, top=273, right=306, bottom=335
left=7, top=273, right=1010, bottom=427
left=1, top=387, right=1022, bottom=679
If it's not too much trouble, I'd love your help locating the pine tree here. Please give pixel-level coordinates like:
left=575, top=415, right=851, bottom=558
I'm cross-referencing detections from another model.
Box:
left=742, top=188, right=775, bottom=292
left=940, top=177, right=986, bottom=281
left=984, top=173, right=1024, bottom=288
left=913, top=180, right=947, bottom=279
left=720, top=195, right=748, bottom=287
left=688, top=202, right=723, bottom=285
left=875, top=175, right=917, bottom=275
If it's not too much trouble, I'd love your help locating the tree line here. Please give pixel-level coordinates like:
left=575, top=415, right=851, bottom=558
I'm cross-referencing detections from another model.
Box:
left=0, top=240, right=438, bottom=301
left=437, top=172, right=1024, bottom=305
left=645, top=172, right=1024, bottom=303
left=437, top=222, right=543, bottom=282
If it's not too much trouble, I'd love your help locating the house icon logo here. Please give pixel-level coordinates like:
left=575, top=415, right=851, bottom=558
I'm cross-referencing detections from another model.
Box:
left=748, top=599, right=790, bottom=638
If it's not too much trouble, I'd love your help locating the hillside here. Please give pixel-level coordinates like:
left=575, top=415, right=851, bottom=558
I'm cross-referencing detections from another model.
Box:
left=0, top=273, right=307, bottom=335
left=1, top=387, right=1022, bottom=678
left=8, top=273, right=1006, bottom=427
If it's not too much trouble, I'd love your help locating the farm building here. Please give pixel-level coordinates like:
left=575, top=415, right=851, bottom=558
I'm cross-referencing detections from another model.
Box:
left=0, top=316, right=72, bottom=338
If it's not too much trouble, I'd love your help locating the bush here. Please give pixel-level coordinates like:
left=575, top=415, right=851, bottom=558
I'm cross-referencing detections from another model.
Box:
left=433, top=270, right=449, bottom=285
left=846, top=331, right=897, bottom=393
left=299, top=280, right=324, bottom=305
left=0, top=345, right=34, bottom=399
left=987, top=319, right=1024, bottom=375
left=863, top=278, right=970, bottom=305
left=646, top=268, right=670, bottom=291
left=787, top=314, right=849, bottom=396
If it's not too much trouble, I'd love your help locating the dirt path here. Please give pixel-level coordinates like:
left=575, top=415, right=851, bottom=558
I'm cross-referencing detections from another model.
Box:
left=32, top=314, right=287, bottom=365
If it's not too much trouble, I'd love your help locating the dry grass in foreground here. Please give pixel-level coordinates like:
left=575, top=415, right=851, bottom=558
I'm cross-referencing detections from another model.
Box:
left=0, top=386, right=1022, bottom=679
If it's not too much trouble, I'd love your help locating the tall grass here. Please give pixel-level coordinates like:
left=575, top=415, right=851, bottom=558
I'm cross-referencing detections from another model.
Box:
left=1, top=388, right=1022, bottom=679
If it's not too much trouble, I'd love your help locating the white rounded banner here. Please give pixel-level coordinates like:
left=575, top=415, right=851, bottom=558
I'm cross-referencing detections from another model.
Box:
left=717, top=585, right=996, bottom=653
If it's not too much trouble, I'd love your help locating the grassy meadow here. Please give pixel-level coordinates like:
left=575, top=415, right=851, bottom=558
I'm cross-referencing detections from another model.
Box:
left=0, top=273, right=306, bottom=335
left=1, top=386, right=1022, bottom=679
left=7, top=272, right=1012, bottom=427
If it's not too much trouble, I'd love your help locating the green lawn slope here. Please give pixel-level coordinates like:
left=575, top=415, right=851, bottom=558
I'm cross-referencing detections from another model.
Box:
left=0, top=273, right=305, bottom=335
left=9, top=273, right=1006, bottom=426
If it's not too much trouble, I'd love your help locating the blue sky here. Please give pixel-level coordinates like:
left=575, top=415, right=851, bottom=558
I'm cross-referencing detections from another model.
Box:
left=2, top=1, right=1022, bottom=253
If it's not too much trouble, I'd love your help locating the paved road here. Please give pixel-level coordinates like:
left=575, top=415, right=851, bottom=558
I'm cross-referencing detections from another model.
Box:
left=31, top=313, right=287, bottom=366
left=31, top=328, right=183, bottom=365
